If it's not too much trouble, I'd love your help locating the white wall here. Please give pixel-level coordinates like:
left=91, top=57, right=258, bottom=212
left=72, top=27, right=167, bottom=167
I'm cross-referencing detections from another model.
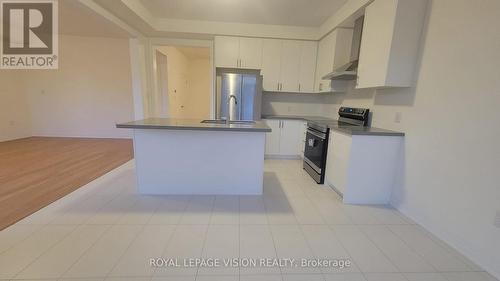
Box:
left=0, top=71, right=31, bottom=142
left=157, top=46, right=190, bottom=118
left=156, top=46, right=211, bottom=119
left=322, top=0, right=500, bottom=277
left=186, top=58, right=211, bottom=119
left=23, top=35, right=134, bottom=138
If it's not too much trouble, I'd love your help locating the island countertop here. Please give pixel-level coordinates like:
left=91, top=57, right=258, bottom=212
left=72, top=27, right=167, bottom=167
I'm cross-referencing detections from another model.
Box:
left=116, top=118, right=271, bottom=132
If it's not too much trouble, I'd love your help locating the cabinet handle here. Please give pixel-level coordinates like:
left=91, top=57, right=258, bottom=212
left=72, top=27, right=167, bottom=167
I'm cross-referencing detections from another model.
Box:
left=319, top=83, right=322, bottom=91
left=277, top=82, right=280, bottom=91
left=298, top=83, right=301, bottom=92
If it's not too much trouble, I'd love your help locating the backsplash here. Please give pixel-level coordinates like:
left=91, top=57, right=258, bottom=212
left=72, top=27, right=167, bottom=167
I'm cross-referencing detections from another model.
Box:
left=261, top=92, right=335, bottom=117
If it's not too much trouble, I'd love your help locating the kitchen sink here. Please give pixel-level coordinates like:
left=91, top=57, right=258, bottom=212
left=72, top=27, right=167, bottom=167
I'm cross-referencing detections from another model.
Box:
left=201, top=119, right=226, bottom=124
left=201, top=119, right=256, bottom=125
left=230, top=120, right=256, bottom=124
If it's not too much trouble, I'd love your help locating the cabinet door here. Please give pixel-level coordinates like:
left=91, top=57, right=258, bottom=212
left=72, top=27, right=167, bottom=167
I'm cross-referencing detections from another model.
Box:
left=261, top=39, right=282, bottom=91
left=325, top=131, right=352, bottom=195
left=356, top=0, right=395, bottom=88
left=315, top=32, right=336, bottom=92
left=239, top=37, right=262, bottom=69
left=298, top=121, right=308, bottom=158
left=280, top=40, right=301, bottom=92
left=298, top=41, right=317, bottom=93
left=214, top=36, right=239, bottom=68
left=263, top=119, right=280, bottom=156
left=279, top=120, right=302, bottom=156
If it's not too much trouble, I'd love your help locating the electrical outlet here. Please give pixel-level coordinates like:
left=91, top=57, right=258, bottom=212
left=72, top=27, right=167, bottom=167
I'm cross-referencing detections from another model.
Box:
left=495, top=211, right=500, bottom=228
left=394, top=112, right=402, bottom=123
left=287, top=106, right=293, bottom=113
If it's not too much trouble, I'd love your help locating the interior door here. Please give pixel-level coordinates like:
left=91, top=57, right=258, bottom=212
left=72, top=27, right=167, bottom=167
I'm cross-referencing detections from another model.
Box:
left=263, top=119, right=280, bottom=155
left=261, top=39, right=282, bottom=91
left=155, top=50, right=169, bottom=117
left=280, top=40, right=301, bottom=92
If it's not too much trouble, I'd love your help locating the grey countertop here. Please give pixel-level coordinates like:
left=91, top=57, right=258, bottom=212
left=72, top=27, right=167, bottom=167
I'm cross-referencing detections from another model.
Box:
left=262, top=114, right=405, bottom=137
left=117, top=118, right=271, bottom=132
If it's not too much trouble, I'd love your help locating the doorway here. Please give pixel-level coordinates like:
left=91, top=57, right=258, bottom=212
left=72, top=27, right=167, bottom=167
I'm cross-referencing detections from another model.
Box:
left=153, top=45, right=212, bottom=119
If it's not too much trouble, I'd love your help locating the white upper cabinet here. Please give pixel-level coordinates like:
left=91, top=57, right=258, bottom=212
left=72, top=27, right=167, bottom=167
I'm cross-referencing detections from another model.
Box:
left=238, top=37, right=263, bottom=69
left=214, top=36, right=262, bottom=69
left=261, top=39, right=318, bottom=93
left=315, top=28, right=353, bottom=93
left=357, top=0, right=427, bottom=88
left=298, top=41, right=317, bottom=93
left=215, top=36, right=317, bottom=93
left=315, top=31, right=336, bottom=92
left=261, top=39, right=282, bottom=92
left=215, top=36, right=240, bottom=68
left=280, top=41, right=301, bottom=92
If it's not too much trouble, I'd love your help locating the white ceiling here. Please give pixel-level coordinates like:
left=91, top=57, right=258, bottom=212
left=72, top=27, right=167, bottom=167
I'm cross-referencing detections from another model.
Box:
left=140, top=0, right=348, bottom=27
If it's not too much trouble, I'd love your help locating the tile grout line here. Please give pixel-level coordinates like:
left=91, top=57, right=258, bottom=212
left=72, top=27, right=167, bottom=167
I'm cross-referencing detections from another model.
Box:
left=11, top=223, right=80, bottom=280
left=355, top=224, right=411, bottom=281
left=152, top=195, right=192, bottom=278
left=194, top=196, right=216, bottom=281
left=58, top=224, right=114, bottom=280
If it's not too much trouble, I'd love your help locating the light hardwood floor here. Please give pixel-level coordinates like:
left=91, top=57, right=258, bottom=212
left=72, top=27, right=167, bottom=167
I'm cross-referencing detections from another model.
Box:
left=0, top=137, right=133, bottom=230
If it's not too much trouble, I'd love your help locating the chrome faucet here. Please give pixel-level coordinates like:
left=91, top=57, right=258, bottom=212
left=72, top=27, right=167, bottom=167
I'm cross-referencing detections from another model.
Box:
left=227, top=94, right=238, bottom=124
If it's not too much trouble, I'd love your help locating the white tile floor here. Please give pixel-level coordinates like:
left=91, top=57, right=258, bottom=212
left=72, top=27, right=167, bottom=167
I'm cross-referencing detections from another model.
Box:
left=0, top=159, right=497, bottom=281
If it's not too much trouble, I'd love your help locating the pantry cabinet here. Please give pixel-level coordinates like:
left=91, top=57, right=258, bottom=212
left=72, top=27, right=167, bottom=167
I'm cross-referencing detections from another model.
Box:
left=356, top=0, right=427, bottom=88
left=214, top=36, right=262, bottom=69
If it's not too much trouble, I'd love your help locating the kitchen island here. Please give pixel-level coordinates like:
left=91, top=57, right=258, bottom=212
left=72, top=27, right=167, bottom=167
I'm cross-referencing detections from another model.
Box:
left=117, top=118, right=271, bottom=195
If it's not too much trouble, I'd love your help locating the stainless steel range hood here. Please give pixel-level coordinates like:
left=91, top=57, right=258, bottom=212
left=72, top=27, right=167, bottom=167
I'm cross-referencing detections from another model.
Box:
left=322, top=16, right=364, bottom=81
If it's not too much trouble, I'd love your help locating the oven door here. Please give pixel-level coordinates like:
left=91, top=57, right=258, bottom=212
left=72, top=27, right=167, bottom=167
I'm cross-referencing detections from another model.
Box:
left=303, top=128, right=327, bottom=174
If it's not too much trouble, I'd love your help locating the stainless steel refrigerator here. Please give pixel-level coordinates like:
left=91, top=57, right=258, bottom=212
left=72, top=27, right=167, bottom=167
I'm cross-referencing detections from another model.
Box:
left=215, top=69, right=262, bottom=121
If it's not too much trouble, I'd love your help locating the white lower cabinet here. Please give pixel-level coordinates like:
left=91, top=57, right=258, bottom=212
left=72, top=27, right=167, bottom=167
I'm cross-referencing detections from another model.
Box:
left=325, top=131, right=352, bottom=196
left=264, top=119, right=280, bottom=155
left=264, top=119, right=305, bottom=158
left=325, top=130, right=404, bottom=204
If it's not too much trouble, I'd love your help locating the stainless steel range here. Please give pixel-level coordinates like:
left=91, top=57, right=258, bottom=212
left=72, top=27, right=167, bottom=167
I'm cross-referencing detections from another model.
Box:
left=303, top=107, right=369, bottom=184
